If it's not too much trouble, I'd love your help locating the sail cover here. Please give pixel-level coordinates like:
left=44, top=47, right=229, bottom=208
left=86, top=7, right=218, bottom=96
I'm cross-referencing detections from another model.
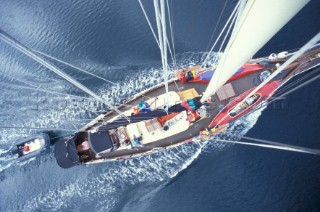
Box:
left=201, top=0, right=310, bottom=102
left=54, top=138, right=80, bottom=168
left=88, top=131, right=113, bottom=154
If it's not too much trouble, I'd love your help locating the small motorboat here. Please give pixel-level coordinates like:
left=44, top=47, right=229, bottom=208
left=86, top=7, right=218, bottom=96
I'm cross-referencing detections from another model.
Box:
left=10, top=133, right=51, bottom=161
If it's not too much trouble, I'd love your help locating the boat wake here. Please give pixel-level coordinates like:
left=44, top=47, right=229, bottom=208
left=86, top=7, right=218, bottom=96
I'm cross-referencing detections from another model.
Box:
left=0, top=148, right=15, bottom=173
left=0, top=51, right=267, bottom=211
left=12, top=106, right=265, bottom=212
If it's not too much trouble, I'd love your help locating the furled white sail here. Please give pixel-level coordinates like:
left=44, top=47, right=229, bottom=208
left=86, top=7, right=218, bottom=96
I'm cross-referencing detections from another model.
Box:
left=201, top=0, right=310, bottom=102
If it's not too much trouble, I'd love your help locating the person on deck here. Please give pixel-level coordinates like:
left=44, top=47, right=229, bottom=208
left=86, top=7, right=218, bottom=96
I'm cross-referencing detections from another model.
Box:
left=137, top=97, right=158, bottom=113
left=138, top=101, right=151, bottom=112
left=130, top=135, right=144, bottom=149
left=119, top=133, right=129, bottom=147
left=77, top=141, right=90, bottom=152
left=132, top=106, right=140, bottom=115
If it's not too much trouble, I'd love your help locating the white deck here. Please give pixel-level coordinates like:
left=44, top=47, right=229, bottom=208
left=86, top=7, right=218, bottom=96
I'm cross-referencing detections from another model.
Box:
left=129, top=111, right=189, bottom=144
left=99, top=91, right=189, bottom=151
left=116, top=111, right=189, bottom=150
left=120, top=91, right=181, bottom=117
left=137, top=111, right=190, bottom=144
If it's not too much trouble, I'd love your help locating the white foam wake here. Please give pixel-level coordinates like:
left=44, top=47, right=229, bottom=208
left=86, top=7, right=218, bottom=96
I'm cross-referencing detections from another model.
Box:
left=19, top=142, right=205, bottom=211
left=20, top=106, right=266, bottom=212
left=0, top=51, right=267, bottom=212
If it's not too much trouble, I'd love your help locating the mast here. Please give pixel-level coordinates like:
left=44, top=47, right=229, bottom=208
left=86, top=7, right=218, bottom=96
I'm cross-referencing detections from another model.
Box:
left=201, top=0, right=310, bottom=102
left=160, top=0, right=169, bottom=108
left=154, top=0, right=170, bottom=110
left=154, top=0, right=164, bottom=66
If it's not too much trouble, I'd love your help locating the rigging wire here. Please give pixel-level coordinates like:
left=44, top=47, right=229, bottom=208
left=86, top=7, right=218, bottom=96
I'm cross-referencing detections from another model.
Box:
left=0, top=81, right=93, bottom=100
left=270, top=66, right=319, bottom=99
left=79, top=68, right=320, bottom=132
left=0, top=30, right=125, bottom=117
left=154, top=0, right=165, bottom=68
left=229, top=0, right=247, bottom=42
left=155, top=0, right=175, bottom=67
left=201, top=1, right=240, bottom=68
left=213, top=33, right=320, bottom=128
left=242, top=35, right=320, bottom=103
left=242, top=136, right=320, bottom=155
left=166, top=0, right=176, bottom=67
left=244, top=67, right=320, bottom=116
left=0, top=71, right=38, bottom=88
left=206, top=0, right=229, bottom=53
left=153, top=0, right=170, bottom=113
left=242, top=33, right=320, bottom=101
left=0, top=126, right=76, bottom=132
left=215, top=138, right=320, bottom=155
left=137, top=0, right=175, bottom=65
left=160, top=0, right=170, bottom=112
left=209, top=6, right=239, bottom=68
left=45, top=68, right=320, bottom=130
left=68, top=112, right=164, bottom=125
left=182, top=0, right=203, bottom=54
left=173, top=80, right=181, bottom=93
left=272, top=70, right=320, bottom=101
left=137, top=0, right=160, bottom=48
left=32, top=49, right=116, bottom=85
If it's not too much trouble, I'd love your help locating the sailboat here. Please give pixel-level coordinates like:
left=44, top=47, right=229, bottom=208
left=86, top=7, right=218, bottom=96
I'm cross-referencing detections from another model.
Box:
left=1, top=0, right=319, bottom=168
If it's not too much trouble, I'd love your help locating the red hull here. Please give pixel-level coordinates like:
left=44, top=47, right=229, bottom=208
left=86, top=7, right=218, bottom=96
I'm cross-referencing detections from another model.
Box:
left=228, top=64, right=264, bottom=81
left=187, top=63, right=264, bottom=84
left=209, top=80, right=281, bottom=128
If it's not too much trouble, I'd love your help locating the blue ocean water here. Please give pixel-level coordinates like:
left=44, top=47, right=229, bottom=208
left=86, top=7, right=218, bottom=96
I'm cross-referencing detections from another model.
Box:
left=0, top=0, right=319, bottom=211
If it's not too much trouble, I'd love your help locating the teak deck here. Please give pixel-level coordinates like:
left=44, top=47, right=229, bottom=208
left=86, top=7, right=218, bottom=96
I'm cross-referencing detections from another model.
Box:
left=57, top=45, right=320, bottom=166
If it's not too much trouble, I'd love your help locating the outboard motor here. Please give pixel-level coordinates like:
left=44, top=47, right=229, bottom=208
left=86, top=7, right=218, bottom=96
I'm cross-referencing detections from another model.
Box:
left=10, top=146, right=19, bottom=155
